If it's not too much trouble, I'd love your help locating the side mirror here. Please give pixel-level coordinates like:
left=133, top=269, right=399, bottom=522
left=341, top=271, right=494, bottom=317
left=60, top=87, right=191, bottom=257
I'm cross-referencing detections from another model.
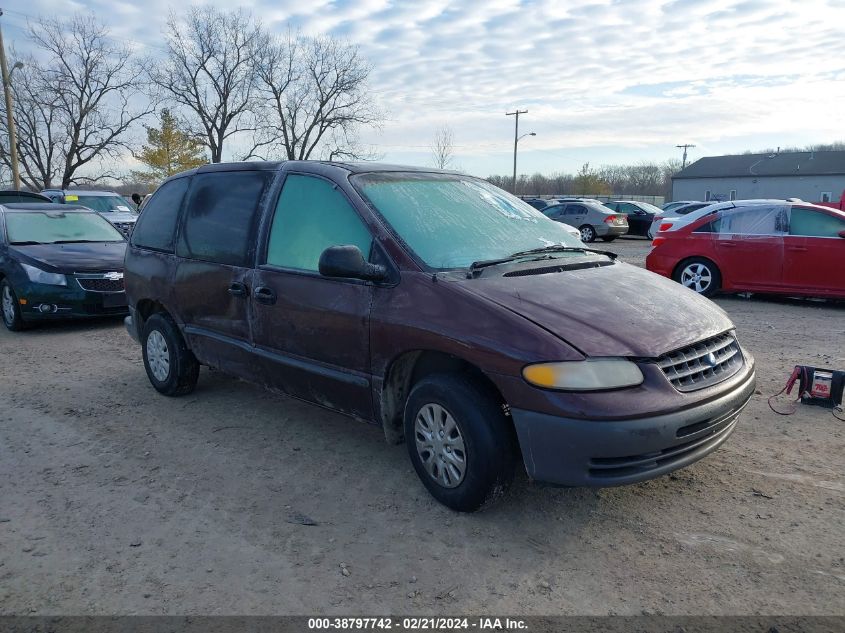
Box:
left=839, top=230, right=845, bottom=239
left=319, top=245, right=387, bottom=282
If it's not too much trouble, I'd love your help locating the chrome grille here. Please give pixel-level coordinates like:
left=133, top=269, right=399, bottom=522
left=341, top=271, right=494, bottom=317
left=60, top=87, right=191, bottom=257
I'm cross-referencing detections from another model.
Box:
left=657, top=332, right=742, bottom=392
left=111, top=221, right=134, bottom=237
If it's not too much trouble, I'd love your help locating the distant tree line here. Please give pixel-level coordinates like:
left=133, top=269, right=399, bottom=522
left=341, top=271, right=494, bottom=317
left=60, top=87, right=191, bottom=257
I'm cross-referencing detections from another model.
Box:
left=0, top=8, right=381, bottom=190
left=488, top=159, right=682, bottom=199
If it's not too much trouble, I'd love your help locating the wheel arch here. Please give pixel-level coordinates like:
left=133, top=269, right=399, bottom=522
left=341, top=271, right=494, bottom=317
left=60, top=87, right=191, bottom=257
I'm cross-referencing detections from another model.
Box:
left=378, top=349, right=511, bottom=445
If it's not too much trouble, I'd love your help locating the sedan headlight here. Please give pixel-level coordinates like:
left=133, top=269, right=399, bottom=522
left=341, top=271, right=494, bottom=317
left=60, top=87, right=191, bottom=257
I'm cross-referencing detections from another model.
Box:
left=21, top=263, right=67, bottom=287
left=522, top=358, right=643, bottom=391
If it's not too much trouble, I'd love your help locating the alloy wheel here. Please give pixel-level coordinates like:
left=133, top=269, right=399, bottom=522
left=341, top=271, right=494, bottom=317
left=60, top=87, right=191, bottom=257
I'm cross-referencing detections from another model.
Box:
left=680, top=262, right=713, bottom=294
left=580, top=226, right=595, bottom=242
left=2, top=285, right=15, bottom=325
left=414, top=403, right=467, bottom=488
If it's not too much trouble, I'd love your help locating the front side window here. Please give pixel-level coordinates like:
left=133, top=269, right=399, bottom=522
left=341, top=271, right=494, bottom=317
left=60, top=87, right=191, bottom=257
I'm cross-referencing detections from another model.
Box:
left=265, top=174, right=372, bottom=272
left=789, top=207, right=845, bottom=237
left=131, top=177, right=189, bottom=252
left=177, top=171, right=272, bottom=266
left=6, top=211, right=124, bottom=244
left=353, top=172, right=583, bottom=269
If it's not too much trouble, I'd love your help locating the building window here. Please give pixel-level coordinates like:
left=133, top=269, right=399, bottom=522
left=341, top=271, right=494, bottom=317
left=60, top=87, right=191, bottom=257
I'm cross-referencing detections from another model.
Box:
left=729, top=190, right=737, bottom=201
left=705, top=190, right=711, bottom=201
left=820, top=192, right=832, bottom=203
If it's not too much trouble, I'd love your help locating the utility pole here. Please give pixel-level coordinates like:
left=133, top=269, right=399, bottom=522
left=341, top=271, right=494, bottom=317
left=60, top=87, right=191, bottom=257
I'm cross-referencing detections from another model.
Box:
left=506, top=109, right=527, bottom=193
left=0, top=9, right=21, bottom=190
left=676, top=143, right=696, bottom=169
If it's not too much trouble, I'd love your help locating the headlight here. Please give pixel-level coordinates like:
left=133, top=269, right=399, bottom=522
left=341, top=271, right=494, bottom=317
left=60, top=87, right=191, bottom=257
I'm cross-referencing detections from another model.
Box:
left=21, top=263, right=67, bottom=287
left=522, top=358, right=644, bottom=391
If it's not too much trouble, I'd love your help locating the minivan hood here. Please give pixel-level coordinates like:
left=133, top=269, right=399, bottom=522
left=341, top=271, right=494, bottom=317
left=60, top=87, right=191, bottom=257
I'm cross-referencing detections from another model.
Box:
left=462, top=261, right=733, bottom=358
left=10, top=242, right=126, bottom=273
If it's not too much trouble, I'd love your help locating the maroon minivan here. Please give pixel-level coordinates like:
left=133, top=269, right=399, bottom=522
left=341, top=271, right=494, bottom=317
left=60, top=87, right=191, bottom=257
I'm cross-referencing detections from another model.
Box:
left=123, top=161, right=756, bottom=511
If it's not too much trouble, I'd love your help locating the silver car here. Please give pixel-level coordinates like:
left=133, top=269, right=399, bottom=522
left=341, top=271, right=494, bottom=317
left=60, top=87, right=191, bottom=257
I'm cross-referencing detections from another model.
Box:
left=41, top=189, right=138, bottom=237
left=541, top=200, right=629, bottom=242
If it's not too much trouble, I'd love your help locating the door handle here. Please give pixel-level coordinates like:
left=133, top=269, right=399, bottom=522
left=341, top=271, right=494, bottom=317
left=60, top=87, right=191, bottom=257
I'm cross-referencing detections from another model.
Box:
left=253, top=286, right=277, bottom=305
left=228, top=281, right=248, bottom=297
left=786, top=246, right=807, bottom=252
left=718, top=242, right=737, bottom=247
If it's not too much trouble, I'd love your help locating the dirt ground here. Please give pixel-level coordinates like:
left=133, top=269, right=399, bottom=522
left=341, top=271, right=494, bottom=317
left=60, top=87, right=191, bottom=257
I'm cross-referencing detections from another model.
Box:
left=1, top=237, right=843, bottom=616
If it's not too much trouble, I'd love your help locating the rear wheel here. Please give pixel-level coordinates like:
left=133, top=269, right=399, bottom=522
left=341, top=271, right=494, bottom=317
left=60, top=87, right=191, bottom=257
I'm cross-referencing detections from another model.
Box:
left=579, top=225, right=596, bottom=242
left=142, top=313, right=199, bottom=396
left=404, top=374, right=515, bottom=512
left=1, top=280, right=27, bottom=331
left=674, top=257, right=721, bottom=297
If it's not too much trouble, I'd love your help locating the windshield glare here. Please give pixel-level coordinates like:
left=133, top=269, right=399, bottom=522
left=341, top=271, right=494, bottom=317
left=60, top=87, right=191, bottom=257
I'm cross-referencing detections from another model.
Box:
left=6, top=211, right=125, bottom=244
left=353, top=173, right=584, bottom=268
left=70, top=195, right=135, bottom=214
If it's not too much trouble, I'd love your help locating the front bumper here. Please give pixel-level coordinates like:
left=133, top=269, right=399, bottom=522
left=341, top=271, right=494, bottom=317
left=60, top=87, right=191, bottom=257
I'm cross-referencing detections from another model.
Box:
left=510, top=364, right=756, bottom=486
left=17, top=281, right=128, bottom=321
left=598, top=224, right=629, bottom=237
left=124, top=308, right=140, bottom=343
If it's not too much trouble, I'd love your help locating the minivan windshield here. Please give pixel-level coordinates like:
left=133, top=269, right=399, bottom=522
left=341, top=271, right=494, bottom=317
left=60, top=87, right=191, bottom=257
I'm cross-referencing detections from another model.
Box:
left=68, top=194, right=136, bottom=214
left=353, top=173, right=584, bottom=269
left=6, top=211, right=125, bottom=244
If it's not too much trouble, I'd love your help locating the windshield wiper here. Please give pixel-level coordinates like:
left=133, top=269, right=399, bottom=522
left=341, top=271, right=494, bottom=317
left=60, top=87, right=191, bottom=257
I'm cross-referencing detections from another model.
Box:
left=52, top=239, right=109, bottom=244
left=469, top=245, right=616, bottom=276
left=510, top=245, right=617, bottom=260
left=9, top=240, right=45, bottom=245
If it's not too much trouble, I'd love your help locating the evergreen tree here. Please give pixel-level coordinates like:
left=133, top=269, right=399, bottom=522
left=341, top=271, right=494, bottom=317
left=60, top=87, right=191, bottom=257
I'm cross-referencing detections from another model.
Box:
left=131, top=110, right=207, bottom=185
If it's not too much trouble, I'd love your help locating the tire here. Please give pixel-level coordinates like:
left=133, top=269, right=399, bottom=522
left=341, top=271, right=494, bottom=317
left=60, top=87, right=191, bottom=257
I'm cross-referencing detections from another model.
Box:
left=1, top=279, right=27, bottom=331
left=579, top=225, right=596, bottom=242
left=404, top=373, right=515, bottom=512
left=141, top=313, right=199, bottom=396
left=673, top=257, right=722, bottom=298
left=601, top=236, right=617, bottom=242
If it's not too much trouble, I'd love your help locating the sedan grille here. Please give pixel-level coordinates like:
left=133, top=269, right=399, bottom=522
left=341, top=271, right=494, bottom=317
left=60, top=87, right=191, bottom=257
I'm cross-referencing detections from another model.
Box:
left=111, top=221, right=135, bottom=237
left=76, top=277, right=124, bottom=292
left=657, top=332, right=742, bottom=392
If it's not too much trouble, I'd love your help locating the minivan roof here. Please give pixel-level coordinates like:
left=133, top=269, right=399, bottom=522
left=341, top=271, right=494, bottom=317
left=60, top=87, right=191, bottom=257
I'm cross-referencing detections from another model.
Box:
left=165, top=160, right=463, bottom=181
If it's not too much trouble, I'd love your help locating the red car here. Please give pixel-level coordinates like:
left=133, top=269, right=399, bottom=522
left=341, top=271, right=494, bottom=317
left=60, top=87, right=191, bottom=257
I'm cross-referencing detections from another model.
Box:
left=646, top=200, right=845, bottom=299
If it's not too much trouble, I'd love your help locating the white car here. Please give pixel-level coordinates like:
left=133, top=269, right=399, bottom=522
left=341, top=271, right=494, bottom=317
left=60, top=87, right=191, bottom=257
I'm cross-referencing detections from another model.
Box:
left=649, top=202, right=716, bottom=238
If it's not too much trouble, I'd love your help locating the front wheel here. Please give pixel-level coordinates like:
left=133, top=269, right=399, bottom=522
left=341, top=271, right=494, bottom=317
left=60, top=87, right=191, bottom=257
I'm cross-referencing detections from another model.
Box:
left=579, top=225, right=596, bottom=242
left=1, top=280, right=27, bottom=331
left=404, top=374, right=515, bottom=512
left=142, top=313, right=199, bottom=396
left=674, top=257, right=721, bottom=297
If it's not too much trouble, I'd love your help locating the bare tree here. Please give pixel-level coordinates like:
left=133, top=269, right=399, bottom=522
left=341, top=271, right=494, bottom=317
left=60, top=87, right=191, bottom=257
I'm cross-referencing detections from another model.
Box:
left=0, top=15, right=152, bottom=189
left=430, top=124, right=454, bottom=169
left=253, top=32, right=381, bottom=160
left=150, top=8, right=264, bottom=163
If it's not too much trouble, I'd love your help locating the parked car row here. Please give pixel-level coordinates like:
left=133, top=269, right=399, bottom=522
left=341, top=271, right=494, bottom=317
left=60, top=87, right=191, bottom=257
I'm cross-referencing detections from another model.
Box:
left=647, top=199, right=845, bottom=298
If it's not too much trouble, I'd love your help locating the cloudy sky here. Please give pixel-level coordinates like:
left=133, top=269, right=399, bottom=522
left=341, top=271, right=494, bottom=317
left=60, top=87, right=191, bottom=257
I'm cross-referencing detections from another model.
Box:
left=4, top=0, right=845, bottom=177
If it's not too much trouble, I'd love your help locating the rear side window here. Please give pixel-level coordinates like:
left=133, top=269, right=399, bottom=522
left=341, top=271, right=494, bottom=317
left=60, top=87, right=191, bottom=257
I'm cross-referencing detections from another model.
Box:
left=265, top=174, right=372, bottom=272
left=177, top=171, right=272, bottom=266
left=789, top=207, right=845, bottom=237
left=566, top=204, right=586, bottom=215
left=131, top=178, right=189, bottom=252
